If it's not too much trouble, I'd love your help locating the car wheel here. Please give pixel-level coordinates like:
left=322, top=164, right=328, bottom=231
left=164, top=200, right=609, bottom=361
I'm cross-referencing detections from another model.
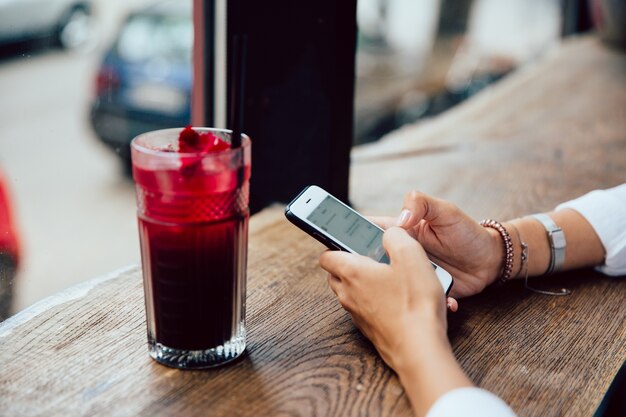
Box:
left=120, top=154, right=133, bottom=179
left=0, top=254, right=16, bottom=321
left=56, top=4, right=92, bottom=50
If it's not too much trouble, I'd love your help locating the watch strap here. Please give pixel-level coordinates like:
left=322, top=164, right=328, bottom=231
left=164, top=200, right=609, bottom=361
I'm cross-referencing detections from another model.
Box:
left=530, top=213, right=566, bottom=274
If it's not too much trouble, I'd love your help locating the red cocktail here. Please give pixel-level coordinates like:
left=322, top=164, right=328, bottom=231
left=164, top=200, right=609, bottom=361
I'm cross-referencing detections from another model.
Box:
left=131, top=127, right=251, bottom=368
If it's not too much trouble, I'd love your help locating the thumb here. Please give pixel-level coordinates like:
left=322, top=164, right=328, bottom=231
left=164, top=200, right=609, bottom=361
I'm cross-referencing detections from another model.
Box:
left=397, top=190, right=457, bottom=229
left=382, top=227, right=429, bottom=270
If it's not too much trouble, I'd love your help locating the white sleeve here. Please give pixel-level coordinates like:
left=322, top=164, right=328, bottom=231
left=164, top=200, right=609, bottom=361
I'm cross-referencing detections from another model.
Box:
left=426, top=387, right=516, bottom=417
left=556, top=183, right=626, bottom=276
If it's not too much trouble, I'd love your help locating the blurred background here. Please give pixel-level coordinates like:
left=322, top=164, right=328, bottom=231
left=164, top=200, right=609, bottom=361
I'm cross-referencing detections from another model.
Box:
left=0, top=0, right=592, bottom=318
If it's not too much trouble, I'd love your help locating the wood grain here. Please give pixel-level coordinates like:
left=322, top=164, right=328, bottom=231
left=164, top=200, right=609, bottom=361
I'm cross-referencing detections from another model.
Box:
left=1, top=36, right=625, bottom=417
left=351, top=36, right=626, bottom=219
left=0, top=211, right=409, bottom=417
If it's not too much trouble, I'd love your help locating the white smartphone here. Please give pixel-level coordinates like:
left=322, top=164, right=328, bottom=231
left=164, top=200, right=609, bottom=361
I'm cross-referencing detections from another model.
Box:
left=285, top=185, right=453, bottom=294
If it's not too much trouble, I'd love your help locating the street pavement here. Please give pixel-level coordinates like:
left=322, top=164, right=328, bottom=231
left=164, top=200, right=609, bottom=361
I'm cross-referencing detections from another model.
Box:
left=0, top=0, right=150, bottom=313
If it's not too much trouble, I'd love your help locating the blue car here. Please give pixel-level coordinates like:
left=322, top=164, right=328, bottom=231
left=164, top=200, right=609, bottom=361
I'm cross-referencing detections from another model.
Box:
left=90, top=0, right=192, bottom=171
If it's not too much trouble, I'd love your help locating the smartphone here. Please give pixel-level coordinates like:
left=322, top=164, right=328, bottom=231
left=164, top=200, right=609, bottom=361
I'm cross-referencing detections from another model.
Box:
left=285, top=185, right=453, bottom=294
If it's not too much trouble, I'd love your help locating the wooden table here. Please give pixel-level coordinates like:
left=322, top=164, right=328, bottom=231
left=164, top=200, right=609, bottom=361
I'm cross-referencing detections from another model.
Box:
left=1, top=36, right=625, bottom=417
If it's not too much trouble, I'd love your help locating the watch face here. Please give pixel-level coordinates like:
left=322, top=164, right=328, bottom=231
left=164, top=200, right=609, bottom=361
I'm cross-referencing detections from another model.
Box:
left=532, top=213, right=566, bottom=273
left=551, top=230, right=566, bottom=249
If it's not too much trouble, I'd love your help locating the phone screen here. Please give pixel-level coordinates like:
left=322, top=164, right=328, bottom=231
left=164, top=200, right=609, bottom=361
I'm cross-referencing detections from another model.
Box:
left=306, top=195, right=390, bottom=263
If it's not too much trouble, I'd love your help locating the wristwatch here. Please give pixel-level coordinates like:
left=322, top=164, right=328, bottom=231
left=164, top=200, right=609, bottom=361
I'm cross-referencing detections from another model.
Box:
left=530, top=213, right=566, bottom=275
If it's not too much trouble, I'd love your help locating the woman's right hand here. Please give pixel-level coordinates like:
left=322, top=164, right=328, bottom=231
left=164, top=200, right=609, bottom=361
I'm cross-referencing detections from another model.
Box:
left=373, top=191, right=504, bottom=300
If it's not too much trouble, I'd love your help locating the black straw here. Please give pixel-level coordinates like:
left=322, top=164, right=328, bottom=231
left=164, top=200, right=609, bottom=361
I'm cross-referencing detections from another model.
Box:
left=229, top=34, right=247, bottom=149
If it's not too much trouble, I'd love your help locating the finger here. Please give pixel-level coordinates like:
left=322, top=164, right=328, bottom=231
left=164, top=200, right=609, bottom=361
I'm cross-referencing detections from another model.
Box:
left=446, top=297, right=458, bottom=313
left=398, top=190, right=456, bottom=228
left=382, top=227, right=429, bottom=271
left=326, top=273, right=350, bottom=306
left=350, top=313, right=366, bottom=334
left=369, top=216, right=396, bottom=230
left=326, top=273, right=341, bottom=295
left=319, top=250, right=376, bottom=282
left=326, top=274, right=352, bottom=312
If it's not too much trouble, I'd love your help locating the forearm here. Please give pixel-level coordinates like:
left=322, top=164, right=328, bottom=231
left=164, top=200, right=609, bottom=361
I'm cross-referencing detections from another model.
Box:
left=503, top=209, right=605, bottom=278
left=393, top=326, right=473, bottom=417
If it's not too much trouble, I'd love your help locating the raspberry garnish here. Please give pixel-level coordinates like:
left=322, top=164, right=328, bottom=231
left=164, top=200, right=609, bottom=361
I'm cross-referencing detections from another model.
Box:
left=178, top=125, right=201, bottom=152
left=206, top=135, right=230, bottom=152
left=178, top=125, right=230, bottom=153
left=177, top=126, right=231, bottom=176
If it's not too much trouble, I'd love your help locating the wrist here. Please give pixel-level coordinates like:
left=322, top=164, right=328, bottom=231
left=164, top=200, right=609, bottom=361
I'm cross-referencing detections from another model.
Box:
left=392, top=320, right=450, bottom=374
left=483, top=226, right=506, bottom=285
left=392, top=323, right=473, bottom=417
left=509, top=217, right=551, bottom=277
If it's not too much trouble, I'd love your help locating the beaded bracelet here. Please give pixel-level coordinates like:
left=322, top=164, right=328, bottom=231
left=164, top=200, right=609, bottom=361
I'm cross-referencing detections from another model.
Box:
left=480, top=219, right=514, bottom=286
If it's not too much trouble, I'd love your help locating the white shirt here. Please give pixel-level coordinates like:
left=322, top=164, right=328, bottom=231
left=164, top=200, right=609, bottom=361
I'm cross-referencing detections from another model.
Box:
left=426, top=388, right=516, bottom=417
left=556, top=183, right=626, bottom=276
left=426, top=184, right=626, bottom=417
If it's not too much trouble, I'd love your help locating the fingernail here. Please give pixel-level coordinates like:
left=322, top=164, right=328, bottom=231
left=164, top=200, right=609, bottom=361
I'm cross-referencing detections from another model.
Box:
left=396, top=209, right=411, bottom=227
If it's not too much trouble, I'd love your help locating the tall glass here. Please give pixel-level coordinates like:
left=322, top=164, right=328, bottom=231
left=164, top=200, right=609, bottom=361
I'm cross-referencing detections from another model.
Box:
left=131, top=128, right=251, bottom=369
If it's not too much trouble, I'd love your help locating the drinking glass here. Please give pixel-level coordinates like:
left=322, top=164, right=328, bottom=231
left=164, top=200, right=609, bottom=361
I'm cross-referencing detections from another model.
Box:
left=131, top=127, right=251, bottom=369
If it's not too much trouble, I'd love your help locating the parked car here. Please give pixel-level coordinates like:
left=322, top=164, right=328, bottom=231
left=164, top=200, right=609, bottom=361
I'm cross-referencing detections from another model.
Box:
left=0, top=169, right=21, bottom=321
left=89, top=0, right=192, bottom=172
left=0, top=0, right=93, bottom=49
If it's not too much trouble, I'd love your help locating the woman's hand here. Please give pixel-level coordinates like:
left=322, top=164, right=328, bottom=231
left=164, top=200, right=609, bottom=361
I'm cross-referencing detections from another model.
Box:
left=319, top=227, right=448, bottom=370
left=319, top=227, right=473, bottom=416
left=373, top=191, right=504, bottom=299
